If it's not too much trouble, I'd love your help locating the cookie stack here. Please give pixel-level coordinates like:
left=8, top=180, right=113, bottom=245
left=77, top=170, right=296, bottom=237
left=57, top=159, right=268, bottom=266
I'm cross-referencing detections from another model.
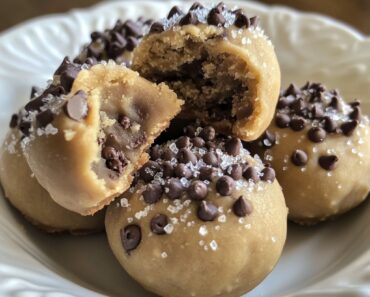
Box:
left=1, top=2, right=369, bottom=297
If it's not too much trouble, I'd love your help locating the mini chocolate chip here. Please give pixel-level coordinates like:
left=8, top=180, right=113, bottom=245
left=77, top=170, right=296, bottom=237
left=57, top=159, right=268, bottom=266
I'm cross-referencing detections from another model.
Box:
left=249, top=16, right=259, bottom=27
left=207, top=8, right=226, bottom=26
left=349, top=106, right=361, bottom=121
left=203, top=152, right=219, bottom=167
left=216, top=176, right=235, bottom=196
left=318, top=155, right=338, bottom=171
left=54, top=57, right=81, bottom=92
left=199, top=167, right=216, bottom=181
left=102, top=146, right=117, bottom=160
left=107, top=42, right=125, bottom=58
left=233, top=196, right=253, bottom=217
left=275, top=113, right=291, bottom=128
left=323, top=116, right=338, bottom=133
left=168, top=6, right=183, bottom=19
left=188, top=180, right=208, bottom=200
left=179, top=11, right=198, bottom=26
left=126, top=36, right=139, bottom=51
left=227, top=164, right=242, bottom=180
left=150, top=145, right=161, bottom=160
left=242, top=166, right=259, bottom=182
left=143, top=183, right=163, bottom=204
left=290, top=117, right=306, bottom=131
left=189, top=2, right=204, bottom=10
left=192, top=136, right=205, bottom=148
left=176, top=136, right=191, bottom=149
left=261, top=167, right=275, bottom=182
left=112, top=32, right=127, bottom=47
left=261, top=131, right=276, bottom=148
left=234, top=12, right=250, bottom=28
left=149, top=22, right=164, bottom=34
left=197, top=201, right=218, bottom=222
left=284, top=83, right=300, bottom=96
left=64, top=90, right=88, bottom=121
left=341, top=120, right=358, bottom=136
left=140, top=161, right=160, bottom=182
left=290, top=98, right=306, bottom=113
left=9, top=114, right=18, bottom=128
left=307, top=127, right=326, bottom=143
left=184, top=125, right=196, bottom=137
left=36, top=109, right=54, bottom=128
left=30, top=86, right=41, bottom=99
left=19, top=120, right=31, bottom=136
left=121, top=224, right=141, bottom=253
left=106, top=154, right=127, bottom=175
left=277, top=96, right=292, bottom=109
left=118, top=114, right=131, bottom=129
left=24, top=96, right=45, bottom=112
left=161, top=148, right=176, bottom=161
left=162, top=161, right=174, bottom=178
left=311, top=105, right=324, bottom=119
left=177, top=148, right=197, bottom=164
left=291, top=149, right=308, bottom=166
left=124, top=20, right=143, bottom=37
left=150, top=214, right=168, bottom=235
left=199, top=126, right=216, bottom=141
left=225, top=137, right=242, bottom=156
left=166, top=178, right=184, bottom=199
left=329, top=96, right=340, bottom=110
left=174, top=163, right=192, bottom=178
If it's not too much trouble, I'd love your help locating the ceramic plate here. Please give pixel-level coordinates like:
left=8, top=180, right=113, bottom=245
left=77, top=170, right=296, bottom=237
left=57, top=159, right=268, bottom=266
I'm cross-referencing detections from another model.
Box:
left=0, top=1, right=369, bottom=296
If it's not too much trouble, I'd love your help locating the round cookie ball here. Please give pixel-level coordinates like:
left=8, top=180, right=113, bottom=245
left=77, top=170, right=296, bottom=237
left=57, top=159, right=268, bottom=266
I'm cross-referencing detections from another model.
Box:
left=106, top=125, right=287, bottom=297
left=255, top=82, right=370, bottom=225
left=0, top=130, right=104, bottom=234
left=132, top=3, right=281, bottom=141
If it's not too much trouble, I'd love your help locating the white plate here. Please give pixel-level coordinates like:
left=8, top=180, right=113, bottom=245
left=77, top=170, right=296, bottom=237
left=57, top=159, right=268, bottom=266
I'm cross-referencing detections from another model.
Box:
left=0, top=1, right=369, bottom=296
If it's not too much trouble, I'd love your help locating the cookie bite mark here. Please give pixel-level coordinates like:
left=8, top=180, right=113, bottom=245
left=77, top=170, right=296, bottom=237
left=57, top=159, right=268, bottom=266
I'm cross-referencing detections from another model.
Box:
left=21, top=60, right=183, bottom=215
left=132, top=3, right=281, bottom=141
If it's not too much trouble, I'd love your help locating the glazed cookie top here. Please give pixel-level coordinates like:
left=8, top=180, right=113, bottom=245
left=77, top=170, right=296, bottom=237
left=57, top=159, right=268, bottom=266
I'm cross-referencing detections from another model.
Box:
left=116, top=125, right=277, bottom=253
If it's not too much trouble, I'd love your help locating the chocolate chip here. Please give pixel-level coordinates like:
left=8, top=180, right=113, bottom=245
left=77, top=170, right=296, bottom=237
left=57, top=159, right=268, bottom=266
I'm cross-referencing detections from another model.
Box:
left=318, top=155, right=338, bottom=171
left=112, top=32, right=127, bottom=47
left=233, top=196, right=253, bottom=217
left=9, top=114, right=18, bottom=128
left=19, top=120, right=31, bottom=136
left=349, top=100, right=361, bottom=107
left=323, top=117, right=337, bottom=133
left=291, top=149, right=308, bottom=166
left=216, top=176, right=235, bottom=196
left=102, top=146, right=117, bottom=160
left=261, top=167, right=275, bottom=182
left=150, top=145, right=161, bottom=160
left=177, top=148, right=197, bottom=164
left=261, top=131, right=276, bottom=148
left=234, top=12, right=250, bottom=28
left=174, top=163, right=192, bottom=178
left=24, top=96, right=44, bottom=112
left=184, top=125, right=196, bottom=137
left=243, top=166, right=260, bottom=182
left=307, top=127, right=326, bottom=143
left=139, top=161, right=160, bottom=182
left=199, top=167, right=216, bottom=181
left=166, top=178, right=184, bottom=199
left=30, top=86, right=41, bottom=99
left=329, top=96, right=340, bottom=110
left=249, top=16, right=259, bottom=27
left=36, top=109, right=54, bottom=128
left=107, top=42, right=125, bottom=58
left=143, top=183, right=163, bottom=204
left=227, top=164, right=242, bottom=180
left=206, top=141, right=217, bottom=150
left=179, top=11, right=198, bottom=26
left=215, top=2, right=226, bottom=12
left=168, top=6, right=183, bottom=18
left=199, top=126, right=215, bottom=141
left=277, top=95, right=295, bottom=109
left=349, top=106, right=361, bottom=121
left=275, top=113, right=291, bottom=128
left=54, top=57, right=81, bottom=92
left=149, top=22, right=165, bottom=34
left=150, top=214, right=168, bottom=235
left=64, top=91, right=88, bottom=121
left=290, top=98, right=306, bottom=113
left=188, top=180, right=208, bottom=200
left=290, top=117, right=306, bottom=131
left=189, top=2, right=204, bottom=10
left=207, top=8, right=226, bottom=26
left=124, top=20, right=143, bottom=37
left=197, top=201, right=218, bottom=222
left=176, top=136, right=191, bottom=149
left=341, top=120, right=358, bottom=136
left=118, top=114, right=131, bottom=129
left=162, top=161, right=174, bottom=178
left=162, top=148, right=176, bottom=161
left=311, top=105, right=324, bottom=119
left=192, top=136, right=205, bottom=148
left=203, top=152, right=219, bottom=167
left=225, top=137, right=242, bottom=156
left=126, top=36, right=139, bottom=51
left=121, top=224, right=141, bottom=253
left=106, top=153, right=127, bottom=175
left=284, top=83, right=300, bottom=96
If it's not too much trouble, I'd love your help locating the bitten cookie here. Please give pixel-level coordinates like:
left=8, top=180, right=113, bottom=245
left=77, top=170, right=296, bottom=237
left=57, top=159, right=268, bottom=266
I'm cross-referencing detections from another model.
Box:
left=106, top=125, right=287, bottom=297
left=0, top=131, right=104, bottom=234
left=13, top=59, right=183, bottom=215
left=132, top=2, right=281, bottom=141
left=255, top=82, right=370, bottom=225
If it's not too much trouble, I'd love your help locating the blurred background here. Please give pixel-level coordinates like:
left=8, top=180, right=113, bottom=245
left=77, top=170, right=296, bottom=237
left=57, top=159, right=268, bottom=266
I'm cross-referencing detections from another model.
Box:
left=0, top=0, right=369, bottom=34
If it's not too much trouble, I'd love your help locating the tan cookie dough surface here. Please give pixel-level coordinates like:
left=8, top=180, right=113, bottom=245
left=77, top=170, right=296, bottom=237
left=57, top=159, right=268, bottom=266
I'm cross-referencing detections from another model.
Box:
left=0, top=131, right=104, bottom=234
left=256, top=82, right=370, bottom=224
left=132, top=3, right=280, bottom=141
left=14, top=59, right=182, bottom=215
left=106, top=125, right=287, bottom=297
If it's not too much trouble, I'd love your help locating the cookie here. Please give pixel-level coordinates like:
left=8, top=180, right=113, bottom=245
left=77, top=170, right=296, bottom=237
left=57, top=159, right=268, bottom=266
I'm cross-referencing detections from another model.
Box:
left=106, top=125, right=287, bottom=297
left=255, top=82, right=370, bottom=224
left=0, top=131, right=104, bottom=234
left=132, top=3, right=281, bottom=141
left=13, top=58, right=183, bottom=215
